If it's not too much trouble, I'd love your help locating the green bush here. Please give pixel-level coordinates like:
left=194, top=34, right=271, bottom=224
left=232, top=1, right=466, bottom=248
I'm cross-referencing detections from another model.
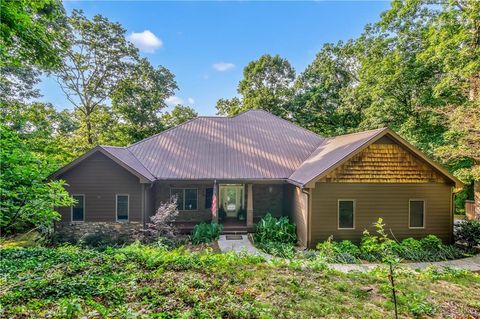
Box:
left=191, top=222, right=223, bottom=244
left=455, top=220, right=480, bottom=249
left=254, top=213, right=296, bottom=244
left=254, top=214, right=297, bottom=258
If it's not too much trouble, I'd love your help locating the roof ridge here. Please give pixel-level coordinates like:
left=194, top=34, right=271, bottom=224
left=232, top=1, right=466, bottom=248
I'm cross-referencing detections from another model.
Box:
left=127, top=116, right=206, bottom=148
left=235, top=109, right=325, bottom=139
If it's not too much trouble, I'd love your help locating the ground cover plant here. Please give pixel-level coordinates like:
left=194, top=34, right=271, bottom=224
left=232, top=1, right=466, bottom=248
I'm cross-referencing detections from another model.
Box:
left=191, top=222, right=223, bottom=244
left=1, top=244, right=479, bottom=318
left=314, top=219, right=469, bottom=264
left=253, top=213, right=297, bottom=258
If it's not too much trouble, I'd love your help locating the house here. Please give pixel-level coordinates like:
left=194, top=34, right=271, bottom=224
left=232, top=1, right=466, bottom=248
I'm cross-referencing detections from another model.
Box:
left=52, top=110, right=462, bottom=247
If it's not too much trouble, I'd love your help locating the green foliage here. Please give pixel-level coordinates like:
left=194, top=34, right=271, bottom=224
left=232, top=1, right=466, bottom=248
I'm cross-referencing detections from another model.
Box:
left=162, top=104, right=198, bottom=129
left=455, top=220, right=480, bottom=249
left=254, top=213, right=296, bottom=245
left=112, top=58, right=178, bottom=143
left=1, top=245, right=479, bottom=318
left=0, top=0, right=67, bottom=69
left=254, top=214, right=297, bottom=258
left=191, top=222, right=223, bottom=245
left=216, top=55, right=295, bottom=117
left=0, top=126, right=73, bottom=235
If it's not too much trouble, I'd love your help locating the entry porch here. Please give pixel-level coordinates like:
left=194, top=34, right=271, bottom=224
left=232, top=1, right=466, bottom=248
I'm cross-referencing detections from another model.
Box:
left=150, top=181, right=286, bottom=233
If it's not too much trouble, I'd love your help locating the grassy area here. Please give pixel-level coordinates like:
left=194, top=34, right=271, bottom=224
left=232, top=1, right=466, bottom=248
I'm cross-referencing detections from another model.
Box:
left=1, top=244, right=479, bottom=318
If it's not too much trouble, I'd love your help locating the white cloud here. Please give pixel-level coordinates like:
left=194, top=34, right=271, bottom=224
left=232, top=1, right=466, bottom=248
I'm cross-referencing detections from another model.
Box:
left=128, top=30, right=163, bottom=53
left=166, top=96, right=184, bottom=106
left=212, top=62, right=235, bottom=72
left=187, top=97, right=195, bottom=105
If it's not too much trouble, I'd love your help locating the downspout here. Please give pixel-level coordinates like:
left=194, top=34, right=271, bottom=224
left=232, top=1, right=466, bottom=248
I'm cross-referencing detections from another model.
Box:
left=301, top=187, right=312, bottom=248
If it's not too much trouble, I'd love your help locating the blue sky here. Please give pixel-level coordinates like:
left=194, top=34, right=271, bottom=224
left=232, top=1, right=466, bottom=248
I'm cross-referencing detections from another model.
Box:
left=40, top=1, right=390, bottom=115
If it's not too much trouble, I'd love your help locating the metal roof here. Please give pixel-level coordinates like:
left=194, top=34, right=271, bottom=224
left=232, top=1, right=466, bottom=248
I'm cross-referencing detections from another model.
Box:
left=127, top=110, right=324, bottom=179
left=53, top=110, right=461, bottom=188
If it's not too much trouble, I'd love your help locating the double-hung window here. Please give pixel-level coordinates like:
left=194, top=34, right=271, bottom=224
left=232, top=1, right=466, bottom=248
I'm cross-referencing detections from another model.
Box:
left=338, top=199, right=355, bottom=229
left=116, top=194, right=129, bottom=221
left=409, top=199, right=425, bottom=229
left=171, top=188, right=198, bottom=210
left=71, top=195, right=85, bottom=222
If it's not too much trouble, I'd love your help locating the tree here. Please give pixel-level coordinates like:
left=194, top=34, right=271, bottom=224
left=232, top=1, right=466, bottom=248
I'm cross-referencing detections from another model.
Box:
left=239, top=54, right=295, bottom=117
left=215, top=97, right=243, bottom=116
left=1, top=102, right=78, bottom=164
left=216, top=55, right=295, bottom=117
left=56, top=10, right=139, bottom=146
left=112, top=58, right=177, bottom=143
left=0, top=125, right=73, bottom=235
left=292, top=42, right=363, bottom=136
left=162, top=105, right=198, bottom=129
left=1, top=0, right=66, bottom=70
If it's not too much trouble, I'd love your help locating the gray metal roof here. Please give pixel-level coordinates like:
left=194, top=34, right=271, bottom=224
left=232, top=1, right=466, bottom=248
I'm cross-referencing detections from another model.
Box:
left=127, top=110, right=324, bottom=180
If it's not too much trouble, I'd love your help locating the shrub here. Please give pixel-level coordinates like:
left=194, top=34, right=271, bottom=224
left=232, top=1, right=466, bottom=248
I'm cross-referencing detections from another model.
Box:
left=191, top=222, right=223, bottom=244
left=79, top=232, right=118, bottom=249
left=454, top=220, right=480, bottom=249
left=316, top=237, right=360, bottom=263
left=254, top=214, right=296, bottom=244
left=137, top=197, right=179, bottom=246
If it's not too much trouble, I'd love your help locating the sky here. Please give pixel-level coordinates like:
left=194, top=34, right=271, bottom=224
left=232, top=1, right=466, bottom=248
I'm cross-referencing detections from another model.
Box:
left=40, top=1, right=391, bottom=115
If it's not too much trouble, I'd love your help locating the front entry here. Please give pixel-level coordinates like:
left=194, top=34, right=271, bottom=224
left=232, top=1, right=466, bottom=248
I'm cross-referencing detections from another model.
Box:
left=219, top=185, right=244, bottom=218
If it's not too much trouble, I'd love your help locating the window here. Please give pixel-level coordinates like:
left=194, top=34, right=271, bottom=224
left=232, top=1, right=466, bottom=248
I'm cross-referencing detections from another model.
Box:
left=116, top=195, right=129, bottom=221
left=171, top=188, right=198, bottom=210
left=409, top=200, right=425, bottom=228
left=205, top=188, right=213, bottom=209
left=338, top=200, right=355, bottom=229
left=71, top=195, right=84, bottom=222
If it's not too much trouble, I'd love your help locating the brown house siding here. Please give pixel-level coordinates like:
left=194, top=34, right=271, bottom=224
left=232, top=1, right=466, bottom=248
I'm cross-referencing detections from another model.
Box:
left=284, top=184, right=308, bottom=246
left=310, top=183, right=452, bottom=246
left=252, top=184, right=284, bottom=221
left=153, top=181, right=212, bottom=222
left=57, top=152, right=144, bottom=223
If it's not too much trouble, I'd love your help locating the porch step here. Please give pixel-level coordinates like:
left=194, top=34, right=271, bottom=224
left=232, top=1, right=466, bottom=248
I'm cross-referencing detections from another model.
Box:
left=222, top=229, right=248, bottom=235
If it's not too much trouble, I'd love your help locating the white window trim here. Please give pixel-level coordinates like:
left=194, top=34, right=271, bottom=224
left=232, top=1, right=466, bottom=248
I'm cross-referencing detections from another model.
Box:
left=170, top=188, right=198, bottom=211
left=71, top=194, right=85, bottom=223
left=338, top=199, right=356, bottom=230
left=409, top=199, right=426, bottom=229
left=116, top=194, right=130, bottom=222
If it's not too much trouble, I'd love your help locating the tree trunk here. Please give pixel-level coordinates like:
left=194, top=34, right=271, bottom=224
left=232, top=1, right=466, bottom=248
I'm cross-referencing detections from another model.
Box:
left=475, top=179, right=480, bottom=220
left=86, top=114, right=93, bottom=145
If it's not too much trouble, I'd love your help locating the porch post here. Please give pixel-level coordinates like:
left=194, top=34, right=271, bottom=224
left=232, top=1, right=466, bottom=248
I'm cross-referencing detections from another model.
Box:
left=247, top=184, right=253, bottom=228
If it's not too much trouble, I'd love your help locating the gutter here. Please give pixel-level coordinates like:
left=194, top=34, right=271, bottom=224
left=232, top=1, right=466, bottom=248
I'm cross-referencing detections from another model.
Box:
left=301, top=187, right=312, bottom=249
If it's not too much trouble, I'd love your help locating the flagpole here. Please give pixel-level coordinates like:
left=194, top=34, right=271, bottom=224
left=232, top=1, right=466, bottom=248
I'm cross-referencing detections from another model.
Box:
left=212, top=179, right=218, bottom=223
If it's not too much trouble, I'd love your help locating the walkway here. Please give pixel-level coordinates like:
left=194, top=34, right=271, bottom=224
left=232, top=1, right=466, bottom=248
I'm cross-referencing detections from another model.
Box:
left=216, top=236, right=480, bottom=272
left=329, top=254, right=480, bottom=272
left=217, top=235, right=271, bottom=259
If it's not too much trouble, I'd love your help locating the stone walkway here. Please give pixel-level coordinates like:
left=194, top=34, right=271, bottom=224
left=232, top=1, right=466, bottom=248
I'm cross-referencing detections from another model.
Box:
left=329, top=254, right=480, bottom=272
left=216, top=236, right=480, bottom=272
left=217, top=235, right=272, bottom=259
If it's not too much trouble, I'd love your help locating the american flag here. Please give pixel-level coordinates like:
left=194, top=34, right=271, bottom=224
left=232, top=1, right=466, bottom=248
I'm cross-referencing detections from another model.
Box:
left=211, top=180, right=218, bottom=221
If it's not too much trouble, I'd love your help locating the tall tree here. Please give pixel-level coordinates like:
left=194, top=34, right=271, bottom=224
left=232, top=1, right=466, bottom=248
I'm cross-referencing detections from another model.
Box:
left=162, top=105, right=198, bottom=129
left=216, top=54, right=295, bottom=117
left=112, top=58, right=177, bottom=143
left=0, top=125, right=73, bottom=235
left=215, top=97, right=243, bottom=116
left=292, top=42, right=363, bottom=136
left=56, top=10, right=139, bottom=147
left=1, top=0, right=66, bottom=70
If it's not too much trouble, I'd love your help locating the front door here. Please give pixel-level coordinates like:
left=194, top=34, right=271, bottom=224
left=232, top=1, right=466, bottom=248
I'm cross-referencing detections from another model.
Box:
left=220, top=185, right=244, bottom=218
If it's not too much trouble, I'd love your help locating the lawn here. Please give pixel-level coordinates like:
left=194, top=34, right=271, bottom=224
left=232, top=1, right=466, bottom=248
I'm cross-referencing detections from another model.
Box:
left=1, top=244, right=479, bottom=318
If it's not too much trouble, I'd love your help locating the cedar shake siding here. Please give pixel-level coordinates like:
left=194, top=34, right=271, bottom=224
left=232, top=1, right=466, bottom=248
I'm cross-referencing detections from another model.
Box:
left=310, top=183, right=452, bottom=245
left=284, top=184, right=308, bottom=246
left=57, top=152, right=144, bottom=223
